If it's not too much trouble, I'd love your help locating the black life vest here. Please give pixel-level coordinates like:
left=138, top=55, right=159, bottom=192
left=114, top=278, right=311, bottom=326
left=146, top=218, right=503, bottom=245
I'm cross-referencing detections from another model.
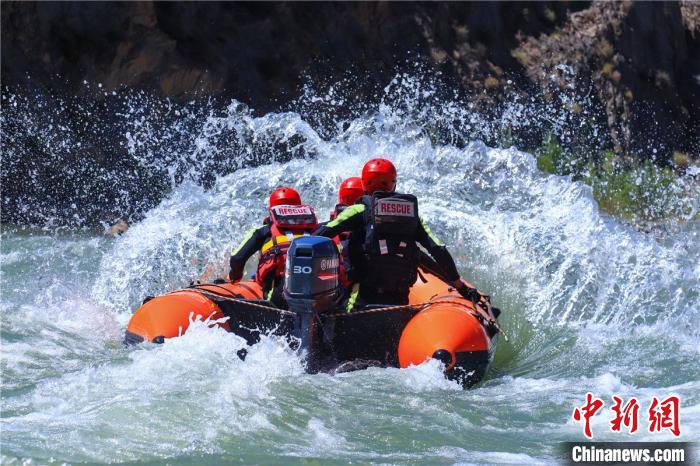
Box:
left=329, top=203, right=347, bottom=220
left=329, top=203, right=354, bottom=287
left=256, top=204, right=318, bottom=286
left=358, top=192, right=420, bottom=291
left=329, top=203, right=352, bottom=249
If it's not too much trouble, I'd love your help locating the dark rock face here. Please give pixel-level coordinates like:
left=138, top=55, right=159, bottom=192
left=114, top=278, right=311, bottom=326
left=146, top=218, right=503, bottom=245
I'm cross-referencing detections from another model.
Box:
left=3, top=1, right=696, bottom=150
left=617, top=2, right=699, bottom=156
left=1, top=1, right=699, bottom=227
left=515, top=2, right=699, bottom=158
left=1, top=2, right=583, bottom=110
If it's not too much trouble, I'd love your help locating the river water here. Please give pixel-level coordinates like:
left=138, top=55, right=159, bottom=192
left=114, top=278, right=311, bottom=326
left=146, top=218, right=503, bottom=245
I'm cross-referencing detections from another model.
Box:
left=1, top=80, right=699, bottom=464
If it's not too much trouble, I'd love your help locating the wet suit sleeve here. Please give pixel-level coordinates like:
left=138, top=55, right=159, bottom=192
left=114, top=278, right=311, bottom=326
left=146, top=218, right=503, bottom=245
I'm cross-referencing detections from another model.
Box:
left=415, top=216, right=461, bottom=282
left=312, top=204, right=366, bottom=238
left=229, top=225, right=269, bottom=281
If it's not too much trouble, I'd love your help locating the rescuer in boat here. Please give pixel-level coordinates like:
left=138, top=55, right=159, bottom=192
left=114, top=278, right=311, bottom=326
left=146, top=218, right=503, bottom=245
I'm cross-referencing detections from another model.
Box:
left=313, top=158, right=482, bottom=311
left=331, top=177, right=364, bottom=220
left=229, top=187, right=318, bottom=308
left=329, top=177, right=365, bottom=290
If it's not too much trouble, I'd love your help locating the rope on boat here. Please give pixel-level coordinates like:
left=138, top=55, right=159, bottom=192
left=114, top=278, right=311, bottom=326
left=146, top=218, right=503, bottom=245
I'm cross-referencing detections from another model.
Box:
left=187, top=284, right=506, bottom=340
left=424, top=298, right=508, bottom=342
left=194, top=289, right=427, bottom=316
left=196, top=291, right=297, bottom=316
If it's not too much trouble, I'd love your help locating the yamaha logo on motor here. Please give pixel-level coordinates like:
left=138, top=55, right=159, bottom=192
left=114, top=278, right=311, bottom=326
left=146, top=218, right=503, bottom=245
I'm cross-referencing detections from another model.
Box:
left=320, top=258, right=339, bottom=270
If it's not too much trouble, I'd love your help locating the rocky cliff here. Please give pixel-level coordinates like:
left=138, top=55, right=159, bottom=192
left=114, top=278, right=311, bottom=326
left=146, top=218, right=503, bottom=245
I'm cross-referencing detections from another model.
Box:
left=3, top=1, right=698, bottom=153
left=2, top=1, right=699, bottom=226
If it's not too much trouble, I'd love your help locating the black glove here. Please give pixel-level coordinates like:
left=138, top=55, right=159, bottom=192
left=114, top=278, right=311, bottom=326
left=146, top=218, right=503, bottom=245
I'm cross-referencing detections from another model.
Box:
left=456, top=282, right=480, bottom=304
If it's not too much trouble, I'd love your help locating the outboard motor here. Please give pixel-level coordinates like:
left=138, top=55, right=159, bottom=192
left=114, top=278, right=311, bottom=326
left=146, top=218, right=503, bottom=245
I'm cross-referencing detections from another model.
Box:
left=284, top=236, right=341, bottom=372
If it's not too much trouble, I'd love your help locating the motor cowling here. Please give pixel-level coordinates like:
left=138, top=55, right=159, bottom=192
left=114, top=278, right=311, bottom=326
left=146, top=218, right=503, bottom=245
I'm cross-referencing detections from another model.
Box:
left=284, top=236, right=340, bottom=312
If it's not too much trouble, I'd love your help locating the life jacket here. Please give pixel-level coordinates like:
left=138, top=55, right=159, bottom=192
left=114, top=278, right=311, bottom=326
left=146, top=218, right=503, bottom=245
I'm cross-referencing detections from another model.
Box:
left=329, top=203, right=351, bottom=250
left=256, top=204, right=318, bottom=286
left=329, top=203, right=354, bottom=288
left=358, top=192, right=420, bottom=292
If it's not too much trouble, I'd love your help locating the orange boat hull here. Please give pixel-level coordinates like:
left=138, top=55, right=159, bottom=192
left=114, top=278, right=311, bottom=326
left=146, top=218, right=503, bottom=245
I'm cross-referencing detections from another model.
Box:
left=399, top=269, right=497, bottom=385
left=125, top=267, right=498, bottom=386
left=124, top=282, right=263, bottom=344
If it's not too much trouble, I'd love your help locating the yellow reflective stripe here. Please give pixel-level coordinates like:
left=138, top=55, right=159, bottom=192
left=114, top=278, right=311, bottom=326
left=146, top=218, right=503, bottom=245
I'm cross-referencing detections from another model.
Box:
left=260, top=234, right=305, bottom=254
left=231, top=226, right=263, bottom=256
left=346, top=283, right=360, bottom=312
left=420, top=216, right=443, bottom=246
left=266, top=279, right=275, bottom=301
left=327, top=204, right=365, bottom=228
left=261, top=236, right=289, bottom=254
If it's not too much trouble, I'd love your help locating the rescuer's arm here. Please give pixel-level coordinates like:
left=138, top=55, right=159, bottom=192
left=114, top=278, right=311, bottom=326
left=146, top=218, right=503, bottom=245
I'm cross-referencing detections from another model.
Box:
left=313, top=204, right=366, bottom=238
left=416, top=216, right=480, bottom=302
left=229, top=225, right=268, bottom=282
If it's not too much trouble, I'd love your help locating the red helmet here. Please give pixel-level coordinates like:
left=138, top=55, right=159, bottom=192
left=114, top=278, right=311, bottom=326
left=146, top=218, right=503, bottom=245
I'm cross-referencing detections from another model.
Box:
left=338, top=177, right=364, bottom=205
left=269, top=187, right=301, bottom=207
left=361, top=158, right=397, bottom=193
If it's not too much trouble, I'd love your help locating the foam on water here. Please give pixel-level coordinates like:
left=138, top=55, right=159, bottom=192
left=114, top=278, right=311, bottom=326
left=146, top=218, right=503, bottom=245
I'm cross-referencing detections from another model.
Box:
left=2, top=74, right=699, bottom=464
left=2, top=319, right=306, bottom=462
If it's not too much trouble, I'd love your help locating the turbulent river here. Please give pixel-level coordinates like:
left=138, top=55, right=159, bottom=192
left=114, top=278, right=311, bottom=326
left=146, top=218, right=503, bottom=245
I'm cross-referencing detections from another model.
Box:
left=1, top=78, right=699, bottom=464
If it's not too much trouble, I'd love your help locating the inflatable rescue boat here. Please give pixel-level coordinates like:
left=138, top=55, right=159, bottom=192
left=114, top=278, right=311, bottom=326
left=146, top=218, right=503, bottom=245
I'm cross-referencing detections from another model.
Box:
left=125, top=237, right=500, bottom=387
